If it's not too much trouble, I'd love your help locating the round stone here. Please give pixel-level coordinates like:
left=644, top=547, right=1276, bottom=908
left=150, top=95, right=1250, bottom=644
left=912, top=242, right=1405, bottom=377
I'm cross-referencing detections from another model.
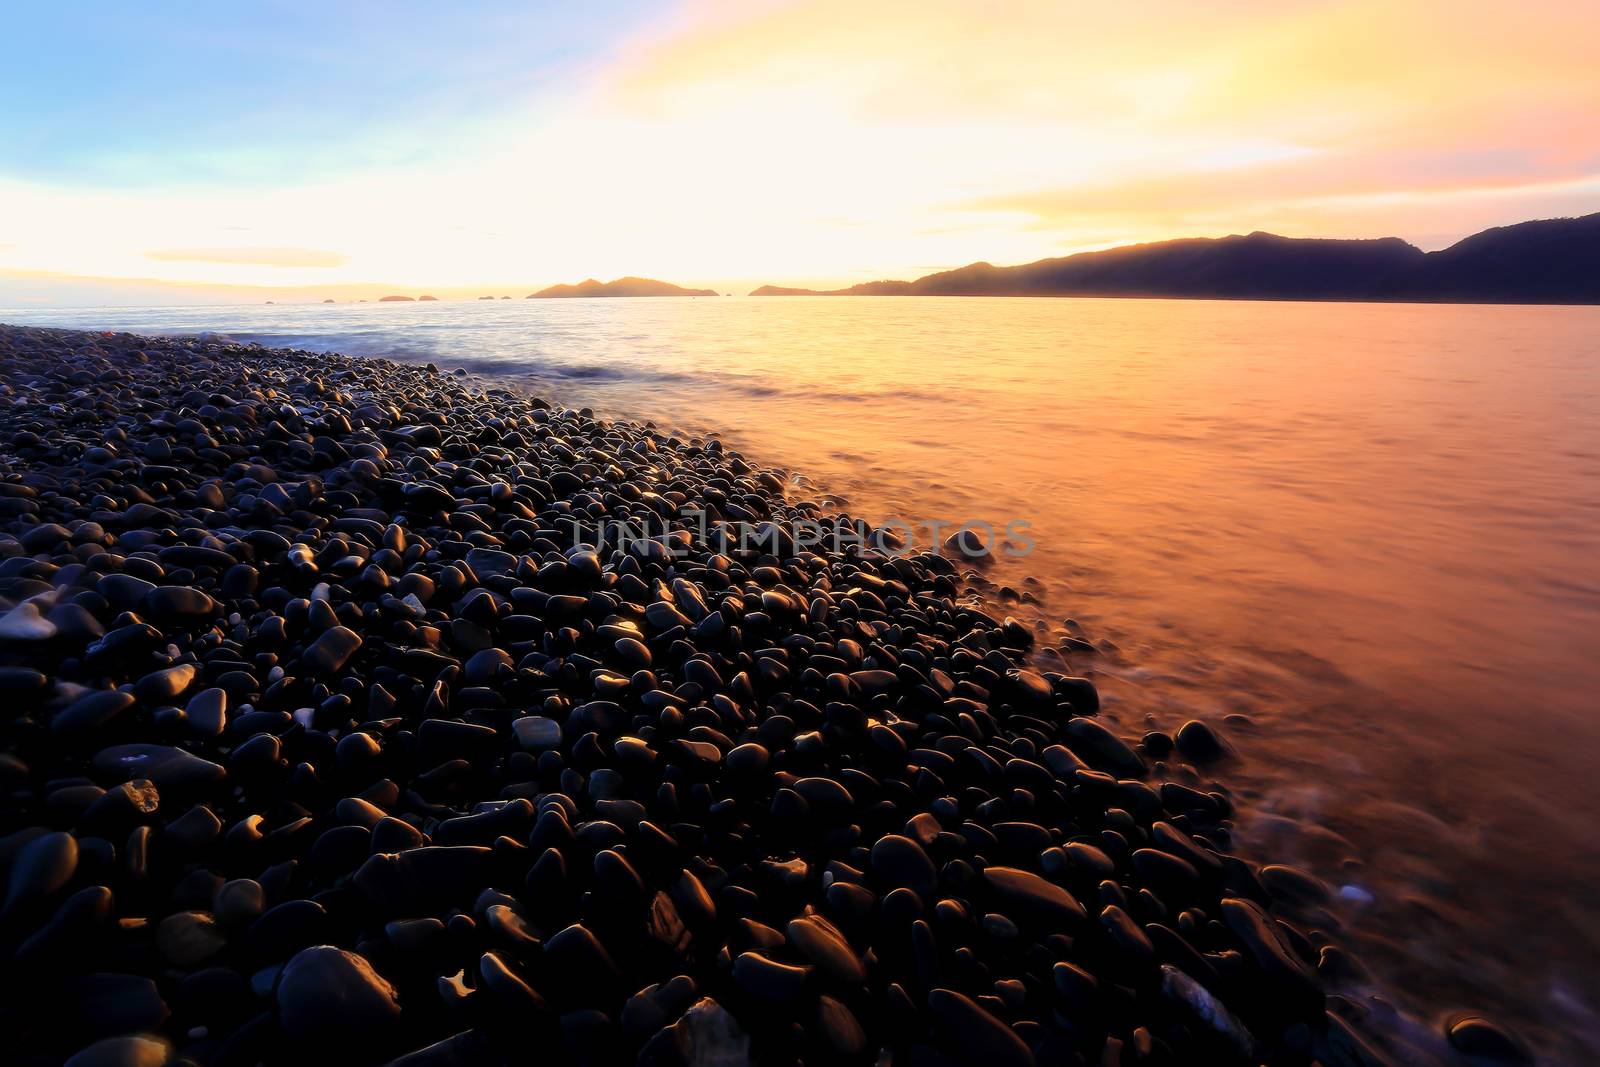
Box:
left=157, top=910, right=227, bottom=967
left=276, top=945, right=402, bottom=1041
left=512, top=715, right=563, bottom=752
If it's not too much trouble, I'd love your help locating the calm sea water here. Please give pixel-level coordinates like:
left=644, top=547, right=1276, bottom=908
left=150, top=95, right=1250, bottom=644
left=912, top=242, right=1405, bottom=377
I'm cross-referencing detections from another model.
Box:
left=6, top=296, right=1599, bottom=1062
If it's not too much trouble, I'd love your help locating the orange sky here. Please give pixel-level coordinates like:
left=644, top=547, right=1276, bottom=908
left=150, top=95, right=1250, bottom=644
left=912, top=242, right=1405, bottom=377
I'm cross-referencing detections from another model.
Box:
left=2, top=0, right=1597, bottom=304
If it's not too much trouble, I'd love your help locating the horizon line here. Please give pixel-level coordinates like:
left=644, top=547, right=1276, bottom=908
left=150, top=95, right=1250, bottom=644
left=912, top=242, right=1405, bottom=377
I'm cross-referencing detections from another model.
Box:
left=3, top=208, right=1595, bottom=309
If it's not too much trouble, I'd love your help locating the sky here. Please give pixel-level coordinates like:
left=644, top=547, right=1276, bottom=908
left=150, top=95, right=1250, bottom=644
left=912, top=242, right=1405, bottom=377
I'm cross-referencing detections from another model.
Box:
left=2, top=0, right=1597, bottom=305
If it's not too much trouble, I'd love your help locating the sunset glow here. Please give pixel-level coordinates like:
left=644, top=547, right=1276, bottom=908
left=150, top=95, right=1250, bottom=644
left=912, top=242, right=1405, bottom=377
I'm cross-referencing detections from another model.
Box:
left=2, top=0, right=1597, bottom=304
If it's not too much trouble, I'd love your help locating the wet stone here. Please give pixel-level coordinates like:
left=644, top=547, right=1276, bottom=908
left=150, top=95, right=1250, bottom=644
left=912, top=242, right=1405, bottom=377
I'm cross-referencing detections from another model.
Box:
left=732, top=951, right=811, bottom=1002
left=870, top=833, right=939, bottom=901
left=185, top=687, right=228, bottom=736
left=928, top=988, right=1035, bottom=1067
left=1175, top=718, right=1231, bottom=763
left=156, top=910, right=226, bottom=967
left=64, top=1036, right=172, bottom=1067
left=61, top=972, right=171, bottom=1038
left=544, top=923, right=622, bottom=1005
left=1219, top=897, right=1324, bottom=1014
left=639, top=997, right=750, bottom=1066
left=144, top=586, right=216, bottom=620
left=302, top=625, right=362, bottom=674
left=0, top=601, right=56, bottom=641
left=93, top=748, right=225, bottom=790
left=134, top=663, right=197, bottom=703
left=1446, top=1016, right=1532, bottom=1065
left=513, top=715, right=563, bottom=752
left=276, top=945, right=402, bottom=1042
left=53, top=690, right=136, bottom=735
left=1064, top=717, right=1146, bottom=777
left=214, top=878, right=266, bottom=926
left=787, top=914, right=866, bottom=984
left=982, top=865, right=1087, bottom=929
left=5, top=831, right=78, bottom=914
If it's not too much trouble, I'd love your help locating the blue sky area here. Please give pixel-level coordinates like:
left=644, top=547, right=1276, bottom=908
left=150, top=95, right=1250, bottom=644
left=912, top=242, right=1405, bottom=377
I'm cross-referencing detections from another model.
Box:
left=2, top=1, right=655, bottom=188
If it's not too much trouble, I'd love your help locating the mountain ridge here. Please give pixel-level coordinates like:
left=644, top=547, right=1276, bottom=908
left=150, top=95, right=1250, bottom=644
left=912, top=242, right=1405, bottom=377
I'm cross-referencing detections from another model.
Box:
left=751, top=213, right=1600, bottom=303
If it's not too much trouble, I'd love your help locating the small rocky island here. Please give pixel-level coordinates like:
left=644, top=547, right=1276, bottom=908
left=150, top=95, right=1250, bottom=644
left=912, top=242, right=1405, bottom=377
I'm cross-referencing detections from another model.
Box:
left=527, top=277, right=717, bottom=298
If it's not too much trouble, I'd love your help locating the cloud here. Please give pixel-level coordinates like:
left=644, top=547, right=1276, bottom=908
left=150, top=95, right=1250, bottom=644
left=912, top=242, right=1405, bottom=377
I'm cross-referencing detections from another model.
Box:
left=144, top=246, right=348, bottom=268
left=959, top=148, right=1600, bottom=247
left=603, top=0, right=1600, bottom=256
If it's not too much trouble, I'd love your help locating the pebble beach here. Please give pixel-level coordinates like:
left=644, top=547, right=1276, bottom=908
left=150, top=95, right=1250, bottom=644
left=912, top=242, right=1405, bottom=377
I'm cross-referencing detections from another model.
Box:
left=0, top=324, right=1523, bottom=1067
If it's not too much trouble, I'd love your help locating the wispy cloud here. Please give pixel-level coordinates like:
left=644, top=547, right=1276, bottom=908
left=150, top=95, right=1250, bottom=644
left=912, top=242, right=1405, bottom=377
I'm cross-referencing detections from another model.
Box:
left=958, top=154, right=1600, bottom=249
left=145, top=246, right=348, bottom=268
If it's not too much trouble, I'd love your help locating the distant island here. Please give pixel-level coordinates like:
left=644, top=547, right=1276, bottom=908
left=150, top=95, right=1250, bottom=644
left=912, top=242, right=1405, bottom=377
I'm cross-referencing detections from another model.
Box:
left=751, top=213, right=1600, bottom=304
left=528, top=276, right=717, bottom=298
left=750, top=286, right=823, bottom=296
left=378, top=295, right=414, bottom=302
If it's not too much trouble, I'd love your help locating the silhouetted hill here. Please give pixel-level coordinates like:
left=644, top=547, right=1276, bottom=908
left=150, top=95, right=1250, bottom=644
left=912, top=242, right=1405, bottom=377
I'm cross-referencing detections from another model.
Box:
left=1390, top=214, right=1600, bottom=303
left=751, top=213, right=1599, bottom=304
left=528, top=277, right=717, bottom=298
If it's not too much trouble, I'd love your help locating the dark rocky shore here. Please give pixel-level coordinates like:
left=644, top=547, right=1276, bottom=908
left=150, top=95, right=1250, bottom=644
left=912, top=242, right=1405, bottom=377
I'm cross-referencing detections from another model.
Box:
left=0, top=325, right=1492, bottom=1067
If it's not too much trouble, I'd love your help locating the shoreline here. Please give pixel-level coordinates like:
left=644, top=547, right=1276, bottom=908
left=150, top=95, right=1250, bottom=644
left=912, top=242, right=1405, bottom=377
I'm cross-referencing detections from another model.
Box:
left=0, top=324, right=1489, bottom=1066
